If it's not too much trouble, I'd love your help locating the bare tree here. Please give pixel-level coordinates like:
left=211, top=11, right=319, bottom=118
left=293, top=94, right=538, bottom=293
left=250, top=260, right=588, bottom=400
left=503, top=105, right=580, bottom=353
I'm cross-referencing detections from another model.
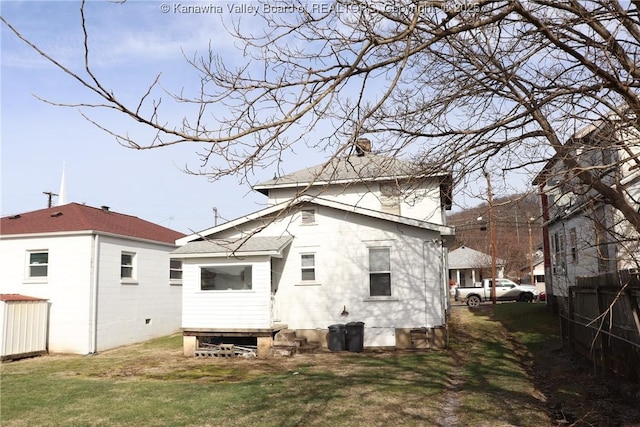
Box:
left=1, top=0, right=639, bottom=226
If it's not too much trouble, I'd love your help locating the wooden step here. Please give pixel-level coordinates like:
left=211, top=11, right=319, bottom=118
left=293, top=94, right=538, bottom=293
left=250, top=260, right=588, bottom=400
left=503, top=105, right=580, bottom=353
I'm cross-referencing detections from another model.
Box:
left=297, top=341, right=321, bottom=354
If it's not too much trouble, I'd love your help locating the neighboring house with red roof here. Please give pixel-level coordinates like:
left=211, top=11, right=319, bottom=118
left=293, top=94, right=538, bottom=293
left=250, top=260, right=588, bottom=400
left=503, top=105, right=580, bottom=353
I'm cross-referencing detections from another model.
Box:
left=0, top=203, right=185, bottom=354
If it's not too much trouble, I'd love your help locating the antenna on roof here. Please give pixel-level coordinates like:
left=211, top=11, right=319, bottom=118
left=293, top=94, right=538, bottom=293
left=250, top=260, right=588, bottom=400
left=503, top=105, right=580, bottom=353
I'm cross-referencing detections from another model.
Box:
left=43, top=191, right=58, bottom=208
left=57, top=161, right=67, bottom=206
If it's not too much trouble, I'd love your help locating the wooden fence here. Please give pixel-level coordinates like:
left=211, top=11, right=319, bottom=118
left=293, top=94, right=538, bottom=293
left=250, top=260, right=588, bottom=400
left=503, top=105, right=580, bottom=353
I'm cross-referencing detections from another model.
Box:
left=560, top=269, right=640, bottom=382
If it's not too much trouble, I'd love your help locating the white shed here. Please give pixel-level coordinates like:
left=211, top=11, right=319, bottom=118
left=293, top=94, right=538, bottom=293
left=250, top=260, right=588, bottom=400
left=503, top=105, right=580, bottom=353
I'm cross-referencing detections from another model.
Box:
left=0, top=294, right=49, bottom=360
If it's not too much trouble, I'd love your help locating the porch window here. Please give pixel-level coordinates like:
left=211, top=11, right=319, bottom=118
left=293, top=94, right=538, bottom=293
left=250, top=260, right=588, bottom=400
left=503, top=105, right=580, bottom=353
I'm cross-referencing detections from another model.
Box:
left=201, top=265, right=252, bottom=291
left=369, top=248, right=391, bottom=296
left=301, top=254, right=316, bottom=281
left=28, top=251, right=48, bottom=278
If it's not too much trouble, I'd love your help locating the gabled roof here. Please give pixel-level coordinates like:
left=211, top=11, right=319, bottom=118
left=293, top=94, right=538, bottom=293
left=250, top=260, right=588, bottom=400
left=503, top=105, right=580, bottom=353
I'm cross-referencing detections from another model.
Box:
left=177, top=195, right=455, bottom=246
left=253, top=153, right=451, bottom=195
left=0, top=203, right=185, bottom=245
left=173, top=236, right=293, bottom=258
left=448, top=246, right=504, bottom=270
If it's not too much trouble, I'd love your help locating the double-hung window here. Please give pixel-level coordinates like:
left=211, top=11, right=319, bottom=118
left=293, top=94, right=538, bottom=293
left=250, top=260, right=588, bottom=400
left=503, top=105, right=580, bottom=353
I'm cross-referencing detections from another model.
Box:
left=170, top=259, right=183, bottom=284
left=28, top=251, right=48, bottom=278
left=301, top=254, right=316, bottom=281
left=569, top=228, right=578, bottom=264
left=369, top=248, right=391, bottom=296
left=121, top=252, right=135, bottom=280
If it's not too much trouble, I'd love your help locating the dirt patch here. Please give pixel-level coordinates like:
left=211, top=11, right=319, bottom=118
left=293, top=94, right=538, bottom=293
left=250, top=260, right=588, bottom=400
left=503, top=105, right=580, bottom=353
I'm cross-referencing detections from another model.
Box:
left=530, top=342, right=640, bottom=426
left=463, top=304, right=640, bottom=427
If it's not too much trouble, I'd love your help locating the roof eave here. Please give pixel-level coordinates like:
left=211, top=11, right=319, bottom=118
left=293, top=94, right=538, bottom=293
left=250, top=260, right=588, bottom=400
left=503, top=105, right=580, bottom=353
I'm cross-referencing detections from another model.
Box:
left=0, top=229, right=179, bottom=247
left=173, top=250, right=285, bottom=259
left=253, top=172, right=452, bottom=193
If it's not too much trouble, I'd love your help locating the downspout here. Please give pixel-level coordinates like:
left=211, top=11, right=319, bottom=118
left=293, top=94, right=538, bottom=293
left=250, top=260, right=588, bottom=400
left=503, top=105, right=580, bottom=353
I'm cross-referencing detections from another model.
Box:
left=441, top=242, right=448, bottom=320
left=423, top=240, right=429, bottom=328
left=89, top=233, right=100, bottom=354
left=539, top=188, right=555, bottom=311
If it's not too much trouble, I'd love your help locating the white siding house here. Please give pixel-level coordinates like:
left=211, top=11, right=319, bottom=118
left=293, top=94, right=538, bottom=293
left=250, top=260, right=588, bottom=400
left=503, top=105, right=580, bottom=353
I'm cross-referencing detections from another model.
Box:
left=448, top=246, right=505, bottom=287
left=0, top=203, right=185, bottom=354
left=175, top=145, right=455, bottom=355
left=535, top=116, right=640, bottom=310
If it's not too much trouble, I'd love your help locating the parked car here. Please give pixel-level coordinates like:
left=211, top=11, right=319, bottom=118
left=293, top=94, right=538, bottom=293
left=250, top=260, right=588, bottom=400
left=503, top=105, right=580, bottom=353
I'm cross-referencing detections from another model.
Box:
left=454, top=278, right=540, bottom=307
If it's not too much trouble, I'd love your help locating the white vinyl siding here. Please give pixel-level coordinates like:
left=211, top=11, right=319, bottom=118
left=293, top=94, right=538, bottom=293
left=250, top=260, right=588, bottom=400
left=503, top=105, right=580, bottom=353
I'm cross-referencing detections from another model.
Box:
left=182, top=258, right=272, bottom=329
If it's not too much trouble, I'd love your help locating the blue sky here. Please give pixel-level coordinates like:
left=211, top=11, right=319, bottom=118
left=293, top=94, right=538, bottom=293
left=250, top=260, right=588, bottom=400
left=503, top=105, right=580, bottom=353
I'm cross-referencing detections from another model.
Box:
left=1, top=0, right=300, bottom=234
left=2, top=1, right=534, bottom=234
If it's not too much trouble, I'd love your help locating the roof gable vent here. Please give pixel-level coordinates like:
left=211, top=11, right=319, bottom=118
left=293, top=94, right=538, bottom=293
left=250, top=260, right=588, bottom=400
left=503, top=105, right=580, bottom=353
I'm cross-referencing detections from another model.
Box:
left=50, top=211, right=63, bottom=217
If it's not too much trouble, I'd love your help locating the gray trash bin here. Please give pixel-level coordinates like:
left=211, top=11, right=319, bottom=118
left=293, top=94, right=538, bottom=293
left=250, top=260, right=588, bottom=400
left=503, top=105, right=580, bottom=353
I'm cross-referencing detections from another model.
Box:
left=345, top=321, right=365, bottom=352
left=328, top=324, right=346, bottom=351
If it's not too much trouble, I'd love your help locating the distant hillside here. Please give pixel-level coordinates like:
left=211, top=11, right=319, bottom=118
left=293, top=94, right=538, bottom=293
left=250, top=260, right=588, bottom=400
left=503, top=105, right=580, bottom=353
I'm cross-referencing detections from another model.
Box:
left=447, top=193, right=543, bottom=280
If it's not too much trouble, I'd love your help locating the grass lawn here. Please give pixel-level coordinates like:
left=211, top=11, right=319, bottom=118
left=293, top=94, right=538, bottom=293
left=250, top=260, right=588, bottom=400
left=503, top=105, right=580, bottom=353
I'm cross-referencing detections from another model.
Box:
left=1, top=304, right=561, bottom=426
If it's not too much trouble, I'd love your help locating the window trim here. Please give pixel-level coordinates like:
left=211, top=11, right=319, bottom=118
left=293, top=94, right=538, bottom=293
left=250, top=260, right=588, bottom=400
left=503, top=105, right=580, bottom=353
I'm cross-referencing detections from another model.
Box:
left=368, top=247, right=392, bottom=297
left=300, top=253, right=317, bottom=283
left=569, top=228, right=578, bottom=264
left=300, top=208, right=317, bottom=225
left=170, top=259, right=183, bottom=285
left=200, top=264, right=254, bottom=291
left=121, top=251, right=137, bottom=284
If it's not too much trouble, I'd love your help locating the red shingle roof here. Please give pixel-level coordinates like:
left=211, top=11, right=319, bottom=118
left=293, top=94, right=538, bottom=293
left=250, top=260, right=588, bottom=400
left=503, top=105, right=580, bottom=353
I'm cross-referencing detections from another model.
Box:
left=0, top=203, right=185, bottom=244
left=0, top=294, right=47, bottom=302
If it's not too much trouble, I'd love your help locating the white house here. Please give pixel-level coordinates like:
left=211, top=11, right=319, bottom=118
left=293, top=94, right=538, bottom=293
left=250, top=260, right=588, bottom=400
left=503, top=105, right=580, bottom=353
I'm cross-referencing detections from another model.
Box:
left=534, top=115, right=640, bottom=310
left=174, top=142, right=455, bottom=356
left=448, top=246, right=505, bottom=287
left=0, top=203, right=185, bottom=354
left=519, top=252, right=545, bottom=293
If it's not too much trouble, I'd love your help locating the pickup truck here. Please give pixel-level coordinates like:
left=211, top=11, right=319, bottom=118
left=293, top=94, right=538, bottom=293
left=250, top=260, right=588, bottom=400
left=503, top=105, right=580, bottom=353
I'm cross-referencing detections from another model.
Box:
left=454, top=278, right=539, bottom=307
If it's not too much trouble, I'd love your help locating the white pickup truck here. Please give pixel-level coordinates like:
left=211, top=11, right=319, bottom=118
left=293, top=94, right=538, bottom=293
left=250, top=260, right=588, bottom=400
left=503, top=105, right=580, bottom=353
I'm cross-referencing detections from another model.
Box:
left=454, top=278, right=539, bottom=307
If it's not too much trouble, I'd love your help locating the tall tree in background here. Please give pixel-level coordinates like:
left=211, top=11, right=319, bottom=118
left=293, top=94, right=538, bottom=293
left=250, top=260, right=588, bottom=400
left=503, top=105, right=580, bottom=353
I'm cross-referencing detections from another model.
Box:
left=2, top=0, right=639, bottom=228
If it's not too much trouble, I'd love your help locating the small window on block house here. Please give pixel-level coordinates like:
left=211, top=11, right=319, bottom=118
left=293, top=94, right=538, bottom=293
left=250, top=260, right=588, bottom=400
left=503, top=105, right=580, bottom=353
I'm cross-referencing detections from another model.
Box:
left=170, top=259, right=183, bottom=284
left=28, top=251, right=49, bottom=278
left=121, top=252, right=135, bottom=280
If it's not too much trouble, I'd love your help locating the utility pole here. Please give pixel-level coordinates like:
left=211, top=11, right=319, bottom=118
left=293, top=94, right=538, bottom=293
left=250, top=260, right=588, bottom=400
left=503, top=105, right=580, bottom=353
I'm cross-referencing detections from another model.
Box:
left=43, top=191, right=58, bottom=208
left=485, top=172, right=497, bottom=305
left=528, top=216, right=535, bottom=287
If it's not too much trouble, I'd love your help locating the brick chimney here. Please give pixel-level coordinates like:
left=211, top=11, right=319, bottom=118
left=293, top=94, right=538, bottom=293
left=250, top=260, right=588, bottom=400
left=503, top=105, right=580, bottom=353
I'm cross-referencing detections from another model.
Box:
left=355, top=138, right=371, bottom=156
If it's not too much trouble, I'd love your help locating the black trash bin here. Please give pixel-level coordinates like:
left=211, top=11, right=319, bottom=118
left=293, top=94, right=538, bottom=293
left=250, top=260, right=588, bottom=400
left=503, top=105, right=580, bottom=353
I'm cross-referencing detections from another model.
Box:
left=327, top=324, right=346, bottom=351
left=345, top=321, right=365, bottom=353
